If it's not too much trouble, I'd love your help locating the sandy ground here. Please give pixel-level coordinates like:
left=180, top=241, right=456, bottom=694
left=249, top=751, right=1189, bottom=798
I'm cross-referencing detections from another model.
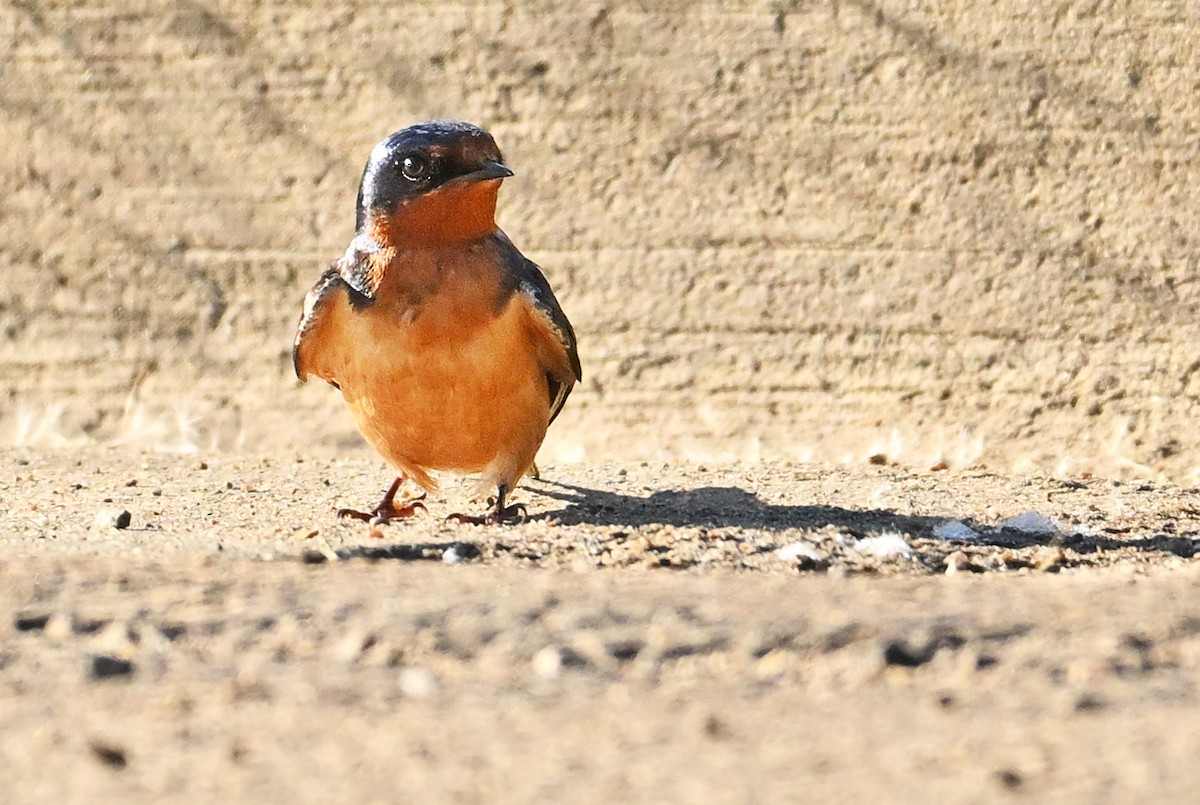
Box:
left=4, top=448, right=1200, bottom=803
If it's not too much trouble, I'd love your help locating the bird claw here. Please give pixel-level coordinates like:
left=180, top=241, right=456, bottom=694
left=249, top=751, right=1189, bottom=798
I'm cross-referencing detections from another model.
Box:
left=446, top=502, right=527, bottom=526
left=338, top=493, right=427, bottom=524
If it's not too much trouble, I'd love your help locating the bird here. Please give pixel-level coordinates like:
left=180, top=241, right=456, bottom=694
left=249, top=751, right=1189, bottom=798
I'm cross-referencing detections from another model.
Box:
left=293, top=120, right=581, bottom=525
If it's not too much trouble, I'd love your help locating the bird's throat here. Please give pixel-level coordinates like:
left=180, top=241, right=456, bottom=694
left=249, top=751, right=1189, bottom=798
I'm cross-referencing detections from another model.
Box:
left=369, top=180, right=502, bottom=247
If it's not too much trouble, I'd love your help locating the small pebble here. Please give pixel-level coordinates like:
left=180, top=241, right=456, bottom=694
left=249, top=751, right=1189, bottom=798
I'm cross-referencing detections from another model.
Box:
left=994, top=769, right=1023, bottom=791
left=442, top=543, right=480, bottom=564
left=13, top=613, right=50, bottom=632
left=95, top=621, right=137, bottom=656
left=398, top=666, right=438, bottom=699
left=755, top=650, right=790, bottom=678
left=42, top=619, right=70, bottom=643
left=999, top=511, right=1057, bottom=536
left=853, top=533, right=913, bottom=559
left=90, top=655, right=135, bottom=680
left=329, top=630, right=373, bottom=664
left=93, top=509, right=132, bottom=530
left=944, top=550, right=978, bottom=575
left=775, top=541, right=821, bottom=562
left=686, top=710, right=728, bottom=740
left=532, top=646, right=564, bottom=679
left=89, top=741, right=129, bottom=770
left=933, top=520, right=980, bottom=541
left=300, top=550, right=328, bottom=565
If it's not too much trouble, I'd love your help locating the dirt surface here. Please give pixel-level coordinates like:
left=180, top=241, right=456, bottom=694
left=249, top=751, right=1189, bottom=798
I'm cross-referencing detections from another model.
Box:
left=3, top=448, right=1200, bottom=802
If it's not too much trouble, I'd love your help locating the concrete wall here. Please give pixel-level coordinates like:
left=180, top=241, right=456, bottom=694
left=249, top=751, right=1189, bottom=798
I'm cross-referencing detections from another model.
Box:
left=3, top=1, right=1199, bottom=478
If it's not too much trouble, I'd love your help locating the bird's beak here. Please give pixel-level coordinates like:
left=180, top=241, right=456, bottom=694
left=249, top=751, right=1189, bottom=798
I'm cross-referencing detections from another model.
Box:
left=458, top=159, right=513, bottom=184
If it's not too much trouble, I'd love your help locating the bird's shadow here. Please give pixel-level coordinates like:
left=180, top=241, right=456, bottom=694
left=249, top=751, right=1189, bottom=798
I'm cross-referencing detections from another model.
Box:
left=525, top=479, right=1200, bottom=558
left=325, top=480, right=1199, bottom=563
left=530, top=479, right=952, bottom=536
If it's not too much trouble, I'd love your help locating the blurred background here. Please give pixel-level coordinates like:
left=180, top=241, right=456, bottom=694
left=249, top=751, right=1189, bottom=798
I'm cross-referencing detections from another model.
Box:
left=2, top=0, right=1198, bottom=480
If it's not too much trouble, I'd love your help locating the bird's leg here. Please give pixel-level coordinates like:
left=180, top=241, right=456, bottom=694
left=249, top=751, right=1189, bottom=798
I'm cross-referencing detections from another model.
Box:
left=337, top=475, right=426, bottom=523
left=447, top=483, right=527, bottom=525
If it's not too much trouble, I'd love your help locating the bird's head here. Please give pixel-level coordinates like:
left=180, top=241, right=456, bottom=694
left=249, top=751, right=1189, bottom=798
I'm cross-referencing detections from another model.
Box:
left=355, top=120, right=513, bottom=246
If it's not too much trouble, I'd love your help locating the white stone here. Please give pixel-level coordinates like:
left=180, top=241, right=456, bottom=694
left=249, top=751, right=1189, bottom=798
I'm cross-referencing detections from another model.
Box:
left=933, top=520, right=980, bottom=541
left=852, top=533, right=913, bottom=559
left=775, top=541, right=822, bottom=561
left=999, top=511, right=1057, bottom=536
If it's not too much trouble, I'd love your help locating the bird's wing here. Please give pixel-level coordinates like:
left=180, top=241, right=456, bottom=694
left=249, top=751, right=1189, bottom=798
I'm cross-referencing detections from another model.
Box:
left=292, top=244, right=377, bottom=385
left=497, top=235, right=581, bottom=424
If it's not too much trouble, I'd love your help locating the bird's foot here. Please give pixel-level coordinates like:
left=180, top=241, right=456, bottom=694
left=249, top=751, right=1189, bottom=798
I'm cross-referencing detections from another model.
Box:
left=338, top=492, right=427, bottom=524
left=446, top=501, right=527, bottom=526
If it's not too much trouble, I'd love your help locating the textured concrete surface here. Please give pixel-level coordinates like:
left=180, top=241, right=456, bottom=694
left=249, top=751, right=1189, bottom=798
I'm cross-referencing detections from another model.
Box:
left=4, top=1, right=1200, bottom=478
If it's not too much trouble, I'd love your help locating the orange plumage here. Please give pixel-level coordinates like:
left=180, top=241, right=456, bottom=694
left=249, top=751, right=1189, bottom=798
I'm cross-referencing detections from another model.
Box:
left=294, top=121, right=580, bottom=524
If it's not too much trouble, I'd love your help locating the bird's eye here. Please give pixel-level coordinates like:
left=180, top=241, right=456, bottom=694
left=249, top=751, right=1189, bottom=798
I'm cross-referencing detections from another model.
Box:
left=401, top=155, right=428, bottom=182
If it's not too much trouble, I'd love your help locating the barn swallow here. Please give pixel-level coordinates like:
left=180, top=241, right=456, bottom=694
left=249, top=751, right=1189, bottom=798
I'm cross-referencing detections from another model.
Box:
left=293, top=121, right=580, bottom=525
